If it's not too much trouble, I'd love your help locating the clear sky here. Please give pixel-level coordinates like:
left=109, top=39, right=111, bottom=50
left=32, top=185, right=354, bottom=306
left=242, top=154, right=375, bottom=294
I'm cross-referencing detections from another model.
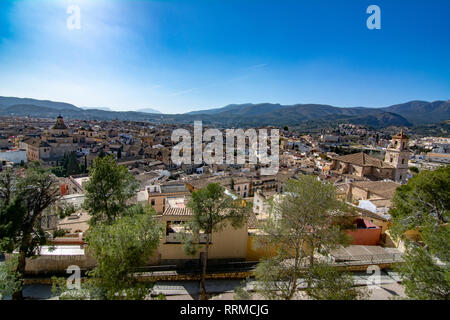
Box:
left=0, top=0, right=449, bottom=114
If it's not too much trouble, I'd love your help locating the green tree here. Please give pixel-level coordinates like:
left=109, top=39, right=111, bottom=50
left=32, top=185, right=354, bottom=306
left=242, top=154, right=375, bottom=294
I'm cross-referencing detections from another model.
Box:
left=233, top=279, right=253, bottom=300
left=51, top=276, right=101, bottom=300
left=253, top=176, right=353, bottom=300
left=304, top=263, right=367, bottom=300
left=66, top=151, right=80, bottom=176
left=84, top=155, right=88, bottom=173
left=51, top=166, right=66, bottom=177
left=184, top=183, right=249, bottom=300
left=52, top=152, right=80, bottom=177
left=0, top=165, right=60, bottom=299
left=98, top=149, right=106, bottom=158
left=85, top=204, right=163, bottom=299
left=390, top=166, right=449, bottom=237
left=0, top=254, right=22, bottom=300
left=395, top=244, right=449, bottom=300
left=60, top=152, right=68, bottom=170
left=409, top=166, right=419, bottom=174
left=390, top=166, right=449, bottom=300
left=83, top=155, right=138, bottom=225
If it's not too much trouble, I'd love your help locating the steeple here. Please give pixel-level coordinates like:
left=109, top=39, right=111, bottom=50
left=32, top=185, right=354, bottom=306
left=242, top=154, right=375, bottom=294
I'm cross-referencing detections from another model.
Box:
left=384, top=130, right=410, bottom=183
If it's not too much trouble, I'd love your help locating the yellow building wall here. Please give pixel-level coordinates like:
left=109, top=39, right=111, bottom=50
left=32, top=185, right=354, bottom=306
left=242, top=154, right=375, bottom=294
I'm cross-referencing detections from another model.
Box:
left=364, top=218, right=391, bottom=234
left=158, top=216, right=248, bottom=261
left=245, top=232, right=311, bottom=261
left=246, top=233, right=278, bottom=261
left=384, top=229, right=422, bottom=251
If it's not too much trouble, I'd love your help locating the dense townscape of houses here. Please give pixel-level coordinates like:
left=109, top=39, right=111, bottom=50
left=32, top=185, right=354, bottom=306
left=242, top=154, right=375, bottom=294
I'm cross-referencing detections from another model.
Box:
left=0, top=115, right=448, bottom=274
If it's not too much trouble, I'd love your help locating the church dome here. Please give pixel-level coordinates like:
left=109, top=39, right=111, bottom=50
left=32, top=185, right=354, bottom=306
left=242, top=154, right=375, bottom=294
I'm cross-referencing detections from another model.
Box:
left=52, top=115, right=68, bottom=130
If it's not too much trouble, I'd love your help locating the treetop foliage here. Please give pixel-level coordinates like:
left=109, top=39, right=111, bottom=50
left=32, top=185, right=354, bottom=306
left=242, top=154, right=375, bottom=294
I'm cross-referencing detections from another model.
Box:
left=254, top=175, right=355, bottom=300
left=390, top=165, right=450, bottom=300
left=85, top=204, right=163, bottom=300
left=83, top=155, right=139, bottom=225
left=390, top=165, right=449, bottom=238
left=187, top=182, right=250, bottom=235
left=0, top=164, right=59, bottom=255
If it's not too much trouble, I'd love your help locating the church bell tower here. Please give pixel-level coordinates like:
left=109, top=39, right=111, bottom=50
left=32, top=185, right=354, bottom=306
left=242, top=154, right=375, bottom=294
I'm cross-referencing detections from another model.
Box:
left=384, top=130, right=410, bottom=183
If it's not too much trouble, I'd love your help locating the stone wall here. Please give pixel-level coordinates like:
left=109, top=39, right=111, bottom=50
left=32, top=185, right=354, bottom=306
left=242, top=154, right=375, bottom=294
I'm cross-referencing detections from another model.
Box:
left=6, top=252, right=97, bottom=275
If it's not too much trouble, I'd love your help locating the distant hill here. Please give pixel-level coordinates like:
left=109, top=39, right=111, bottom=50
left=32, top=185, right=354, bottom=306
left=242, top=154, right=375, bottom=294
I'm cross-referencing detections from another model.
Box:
left=2, top=104, right=62, bottom=116
left=382, top=100, right=450, bottom=124
left=188, top=103, right=410, bottom=128
left=0, top=104, right=160, bottom=121
left=0, top=96, right=80, bottom=111
left=136, top=108, right=162, bottom=114
left=187, top=103, right=257, bottom=115
left=341, top=112, right=411, bottom=127
left=0, top=96, right=448, bottom=129
left=185, top=101, right=447, bottom=127
left=82, top=106, right=113, bottom=112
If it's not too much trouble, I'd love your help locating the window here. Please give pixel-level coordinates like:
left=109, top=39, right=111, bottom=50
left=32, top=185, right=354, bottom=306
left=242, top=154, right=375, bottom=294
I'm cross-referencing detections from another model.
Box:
left=402, top=159, right=405, bottom=164
left=237, top=186, right=240, bottom=191
left=390, top=158, right=393, bottom=162
left=151, top=199, right=155, bottom=206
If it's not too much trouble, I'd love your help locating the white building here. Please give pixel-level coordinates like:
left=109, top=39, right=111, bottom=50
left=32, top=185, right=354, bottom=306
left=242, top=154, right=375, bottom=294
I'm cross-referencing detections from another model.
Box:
left=0, top=150, right=27, bottom=164
left=358, top=199, right=392, bottom=216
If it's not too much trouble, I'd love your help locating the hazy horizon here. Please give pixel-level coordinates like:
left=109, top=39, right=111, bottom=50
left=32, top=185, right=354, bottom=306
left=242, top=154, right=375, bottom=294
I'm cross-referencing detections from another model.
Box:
left=1, top=0, right=449, bottom=113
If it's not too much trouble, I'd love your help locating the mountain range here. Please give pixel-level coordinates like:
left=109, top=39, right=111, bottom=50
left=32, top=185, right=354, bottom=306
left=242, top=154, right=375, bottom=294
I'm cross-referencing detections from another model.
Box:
left=0, top=96, right=448, bottom=129
left=0, top=96, right=79, bottom=111
left=136, top=108, right=162, bottom=114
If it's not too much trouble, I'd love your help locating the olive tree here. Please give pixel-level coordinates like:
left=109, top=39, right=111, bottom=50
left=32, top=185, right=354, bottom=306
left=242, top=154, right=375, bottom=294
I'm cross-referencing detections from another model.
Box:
left=253, top=176, right=358, bottom=300
left=184, top=183, right=250, bottom=300
left=0, top=165, right=60, bottom=300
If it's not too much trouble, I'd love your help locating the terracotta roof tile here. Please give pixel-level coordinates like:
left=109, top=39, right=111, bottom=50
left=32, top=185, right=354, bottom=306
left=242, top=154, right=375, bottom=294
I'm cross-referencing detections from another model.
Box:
left=162, top=207, right=192, bottom=216
left=334, top=152, right=393, bottom=169
left=352, top=181, right=400, bottom=200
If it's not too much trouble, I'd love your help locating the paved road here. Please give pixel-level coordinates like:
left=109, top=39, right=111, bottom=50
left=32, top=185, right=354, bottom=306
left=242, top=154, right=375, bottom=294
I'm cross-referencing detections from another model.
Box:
left=152, top=269, right=403, bottom=296
left=7, top=269, right=405, bottom=300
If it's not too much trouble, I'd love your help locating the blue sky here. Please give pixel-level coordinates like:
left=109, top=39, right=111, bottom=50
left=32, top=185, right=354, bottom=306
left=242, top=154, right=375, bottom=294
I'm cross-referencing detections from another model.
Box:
left=0, top=0, right=449, bottom=114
